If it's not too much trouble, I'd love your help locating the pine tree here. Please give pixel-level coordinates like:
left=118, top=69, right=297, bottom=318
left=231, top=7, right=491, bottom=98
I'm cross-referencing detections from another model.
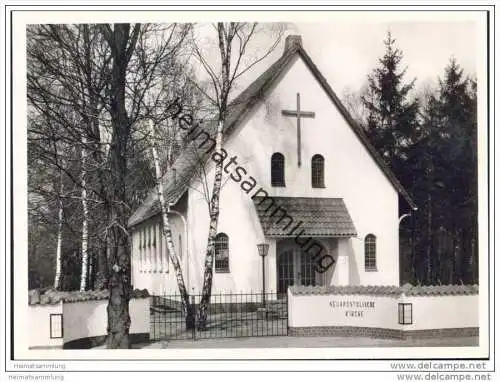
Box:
left=405, top=58, right=477, bottom=285
left=434, top=59, right=477, bottom=284
left=361, top=32, right=420, bottom=180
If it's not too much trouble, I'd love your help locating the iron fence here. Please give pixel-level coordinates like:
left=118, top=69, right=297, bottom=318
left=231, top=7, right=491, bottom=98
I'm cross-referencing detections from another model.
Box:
left=150, top=292, right=288, bottom=341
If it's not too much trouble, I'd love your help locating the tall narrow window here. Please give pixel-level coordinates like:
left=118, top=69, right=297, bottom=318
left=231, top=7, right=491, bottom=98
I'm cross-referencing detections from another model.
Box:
left=141, top=228, right=147, bottom=272
left=161, top=223, right=169, bottom=273
left=271, top=153, right=285, bottom=187
left=147, top=225, right=152, bottom=271
left=138, top=229, right=143, bottom=272
left=215, top=233, right=229, bottom=272
left=152, top=224, right=157, bottom=272
left=178, top=234, right=182, bottom=259
left=158, top=224, right=163, bottom=272
left=364, top=234, right=377, bottom=271
left=311, top=154, right=325, bottom=188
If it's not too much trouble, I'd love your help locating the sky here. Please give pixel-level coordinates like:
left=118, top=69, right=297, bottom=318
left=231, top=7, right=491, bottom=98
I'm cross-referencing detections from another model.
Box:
left=295, top=21, right=479, bottom=93
left=229, top=18, right=482, bottom=101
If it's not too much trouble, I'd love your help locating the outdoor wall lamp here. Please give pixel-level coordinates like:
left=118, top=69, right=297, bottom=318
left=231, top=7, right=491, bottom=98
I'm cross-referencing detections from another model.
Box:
left=257, top=243, right=269, bottom=308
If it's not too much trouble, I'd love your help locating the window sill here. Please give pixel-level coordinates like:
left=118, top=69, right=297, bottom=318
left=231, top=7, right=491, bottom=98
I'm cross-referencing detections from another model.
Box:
left=312, top=185, right=326, bottom=189
left=365, top=268, right=378, bottom=272
left=215, top=270, right=230, bottom=274
left=271, top=184, right=286, bottom=188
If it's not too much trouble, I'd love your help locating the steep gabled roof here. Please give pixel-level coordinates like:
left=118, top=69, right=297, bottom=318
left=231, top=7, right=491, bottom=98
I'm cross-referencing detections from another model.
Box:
left=128, top=36, right=416, bottom=228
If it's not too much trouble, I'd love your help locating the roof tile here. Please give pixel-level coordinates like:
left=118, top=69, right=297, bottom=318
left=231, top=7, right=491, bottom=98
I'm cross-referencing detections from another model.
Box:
left=28, top=288, right=150, bottom=306
left=253, top=196, right=357, bottom=237
left=289, top=284, right=478, bottom=296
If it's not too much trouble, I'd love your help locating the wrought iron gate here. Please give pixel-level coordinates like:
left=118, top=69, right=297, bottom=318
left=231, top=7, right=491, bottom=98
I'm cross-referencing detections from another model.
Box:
left=150, top=292, right=288, bottom=341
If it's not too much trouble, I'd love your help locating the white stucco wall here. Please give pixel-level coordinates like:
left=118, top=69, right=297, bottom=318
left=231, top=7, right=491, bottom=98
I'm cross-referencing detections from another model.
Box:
left=183, top=54, right=400, bottom=293
left=28, top=303, right=64, bottom=349
left=288, top=293, right=400, bottom=330
left=400, top=295, right=479, bottom=331
left=62, top=298, right=150, bottom=344
left=131, top=214, right=187, bottom=295
left=187, top=173, right=271, bottom=294
left=288, top=292, right=479, bottom=331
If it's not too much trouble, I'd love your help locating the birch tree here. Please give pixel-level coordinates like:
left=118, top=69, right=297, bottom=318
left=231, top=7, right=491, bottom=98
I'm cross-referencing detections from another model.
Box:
left=53, top=180, right=64, bottom=290
left=27, top=24, right=112, bottom=291
left=190, top=22, right=285, bottom=329
left=147, top=120, right=194, bottom=328
left=79, top=135, right=89, bottom=291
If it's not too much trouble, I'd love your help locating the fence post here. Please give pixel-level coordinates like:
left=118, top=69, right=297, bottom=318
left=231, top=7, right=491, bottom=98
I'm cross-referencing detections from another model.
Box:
left=190, top=294, right=196, bottom=340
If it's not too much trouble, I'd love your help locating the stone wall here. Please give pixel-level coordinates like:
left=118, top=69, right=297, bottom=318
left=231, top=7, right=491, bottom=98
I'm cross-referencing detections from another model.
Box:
left=289, top=326, right=479, bottom=339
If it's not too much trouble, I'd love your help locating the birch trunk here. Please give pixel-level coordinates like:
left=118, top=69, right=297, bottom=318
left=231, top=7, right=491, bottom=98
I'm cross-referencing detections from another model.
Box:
left=53, top=181, right=64, bottom=290
left=197, top=23, right=231, bottom=330
left=197, top=118, right=224, bottom=330
left=148, top=120, right=194, bottom=329
left=80, top=136, right=89, bottom=291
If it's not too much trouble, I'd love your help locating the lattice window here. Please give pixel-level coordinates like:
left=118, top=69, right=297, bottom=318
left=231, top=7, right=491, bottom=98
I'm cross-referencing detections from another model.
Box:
left=364, top=234, right=377, bottom=271
left=215, top=233, right=229, bottom=272
left=311, top=154, right=325, bottom=188
left=50, top=314, right=63, bottom=339
left=271, top=153, right=285, bottom=187
left=398, top=303, right=413, bottom=325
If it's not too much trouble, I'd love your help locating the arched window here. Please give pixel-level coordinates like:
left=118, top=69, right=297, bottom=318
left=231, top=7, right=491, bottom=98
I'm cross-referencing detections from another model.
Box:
left=271, top=153, right=285, bottom=187
left=364, top=234, right=377, bottom=271
left=311, top=154, right=325, bottom=188
left=215, top=233, right=229, bottom=272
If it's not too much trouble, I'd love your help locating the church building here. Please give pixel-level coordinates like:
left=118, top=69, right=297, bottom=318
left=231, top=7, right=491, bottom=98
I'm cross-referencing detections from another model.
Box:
left=127, top=35, right=417, bottom=296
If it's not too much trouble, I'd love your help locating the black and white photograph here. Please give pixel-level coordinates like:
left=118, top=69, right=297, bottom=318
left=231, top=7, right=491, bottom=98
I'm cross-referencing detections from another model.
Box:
left=3, top=2, right=495, bottom=380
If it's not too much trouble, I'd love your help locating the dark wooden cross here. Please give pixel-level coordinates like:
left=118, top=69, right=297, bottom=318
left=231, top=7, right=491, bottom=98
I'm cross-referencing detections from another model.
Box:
left=281, top=93, right=315, bottom=167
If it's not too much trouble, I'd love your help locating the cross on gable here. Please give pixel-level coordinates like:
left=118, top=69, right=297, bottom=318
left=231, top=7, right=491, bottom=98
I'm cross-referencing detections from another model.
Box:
left=281, top=93, right=315, bottom=167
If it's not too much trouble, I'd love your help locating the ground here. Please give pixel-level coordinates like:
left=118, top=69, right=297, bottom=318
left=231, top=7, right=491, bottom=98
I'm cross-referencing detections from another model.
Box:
left=128, top=335, right=479, bottom=349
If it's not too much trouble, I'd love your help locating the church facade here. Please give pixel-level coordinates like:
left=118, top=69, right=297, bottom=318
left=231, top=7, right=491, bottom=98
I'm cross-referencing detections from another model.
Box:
left=127, top=35, right=416, bottom=297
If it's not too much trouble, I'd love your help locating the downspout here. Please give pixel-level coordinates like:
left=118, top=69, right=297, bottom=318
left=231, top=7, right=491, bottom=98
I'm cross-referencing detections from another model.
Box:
left=168, top=205, right=189, bottom=292
left=399, top=213, right=412, bottom=225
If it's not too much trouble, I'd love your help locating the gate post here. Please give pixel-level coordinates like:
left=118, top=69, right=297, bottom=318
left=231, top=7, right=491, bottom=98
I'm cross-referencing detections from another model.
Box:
left=190, top=294, right=196, bottom=340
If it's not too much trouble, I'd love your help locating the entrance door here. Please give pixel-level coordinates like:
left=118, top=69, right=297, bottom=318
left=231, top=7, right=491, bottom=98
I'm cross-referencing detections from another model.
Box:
left=299, top=250, right=316, bottom=286
left=277, top=249, right=294, bottom=295
left=277, top=246, right=321, bottom=294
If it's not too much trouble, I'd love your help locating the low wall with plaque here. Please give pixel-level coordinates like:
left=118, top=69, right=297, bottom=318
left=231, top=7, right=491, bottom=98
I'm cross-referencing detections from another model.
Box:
left=28, top=289, right=150, bottom=349
left=287, top=284, right=479, bottom=339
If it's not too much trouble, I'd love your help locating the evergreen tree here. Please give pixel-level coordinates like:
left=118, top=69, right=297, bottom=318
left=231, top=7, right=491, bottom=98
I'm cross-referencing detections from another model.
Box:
left=405, top=58, right=477, bottom=285
left=434, top=59, right=477, bottom=284
left=361, top=32, right=420, bottom=181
